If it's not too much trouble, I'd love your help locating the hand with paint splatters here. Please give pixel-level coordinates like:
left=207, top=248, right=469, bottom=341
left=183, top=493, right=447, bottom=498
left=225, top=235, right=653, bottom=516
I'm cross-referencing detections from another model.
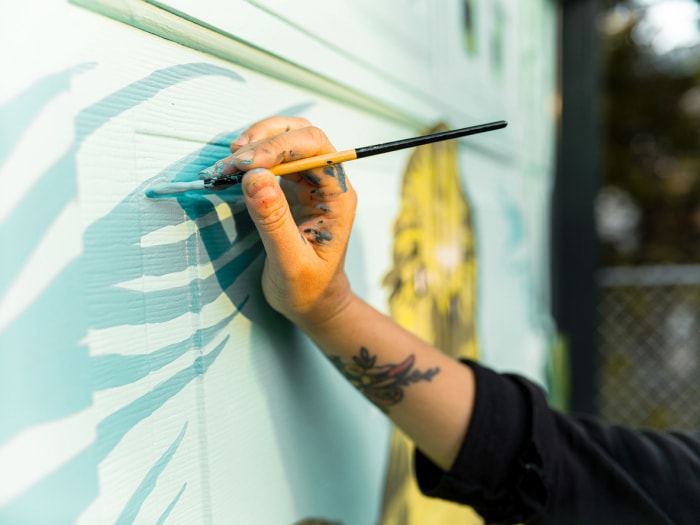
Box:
left=230, top=117, right=358, bottom=329
left=232, top=117, right=476, bottom=479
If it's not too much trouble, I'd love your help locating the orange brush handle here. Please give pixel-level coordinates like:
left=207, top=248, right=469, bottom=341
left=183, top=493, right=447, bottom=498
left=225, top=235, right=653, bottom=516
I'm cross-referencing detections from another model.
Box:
left=269, top=149, right=358, bottom=176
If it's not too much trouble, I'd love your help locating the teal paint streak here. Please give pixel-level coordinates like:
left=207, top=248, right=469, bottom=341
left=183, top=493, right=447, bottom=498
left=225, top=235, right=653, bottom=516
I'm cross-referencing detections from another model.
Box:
left=92, top=301, right=247, bottom=391
left=0, top=63, right=244, bottom=298
left=92, top=306, right=243, bottom=390
left=115, top=422, right=188, bottom=525
left=0, top=260, right=92, bottom=444
left=0, top=63, right=248, bottom=445
left=84, top=240, right=262, bottom=328
left=74, top=63, right=244, bottom=141
left=0, top=306, right=230, bottom=519
left=82, top=168, right=261, bottom=329
left=80, top=105, right=316, bottom=330
left=0, top=142, right=80, bottom=298
left=155, top=483, right=187, bottom=525
left=0, top=64, right=94, bottom=165
left=0, top=338, right=223, bottom=524
left=0, top=444, right=98, bottom=525
left=95, top=337, right=226, bottom=461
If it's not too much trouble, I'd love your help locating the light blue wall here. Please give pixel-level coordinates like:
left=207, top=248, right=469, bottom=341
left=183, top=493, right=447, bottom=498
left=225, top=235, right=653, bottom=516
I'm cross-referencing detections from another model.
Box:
left=0, top=1, right=558, bottom=523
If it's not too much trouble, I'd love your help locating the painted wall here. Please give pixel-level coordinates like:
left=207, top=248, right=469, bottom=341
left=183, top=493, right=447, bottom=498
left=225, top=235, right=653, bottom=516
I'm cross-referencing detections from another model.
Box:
left=0, top=1, right=558, bottom=523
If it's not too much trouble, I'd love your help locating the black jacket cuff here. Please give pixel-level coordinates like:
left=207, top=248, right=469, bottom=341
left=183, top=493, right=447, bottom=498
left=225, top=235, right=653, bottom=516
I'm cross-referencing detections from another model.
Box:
left=414, top=359, right=555, bottom=524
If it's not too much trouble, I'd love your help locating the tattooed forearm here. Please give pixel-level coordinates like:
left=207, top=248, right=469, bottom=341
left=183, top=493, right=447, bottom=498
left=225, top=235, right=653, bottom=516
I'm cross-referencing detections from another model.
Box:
left=329, top=347, right=440, bottom=411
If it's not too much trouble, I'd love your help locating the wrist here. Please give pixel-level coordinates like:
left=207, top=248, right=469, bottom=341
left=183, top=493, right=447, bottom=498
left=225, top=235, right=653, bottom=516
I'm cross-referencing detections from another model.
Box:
left=293, top=284, right=358, bottom=336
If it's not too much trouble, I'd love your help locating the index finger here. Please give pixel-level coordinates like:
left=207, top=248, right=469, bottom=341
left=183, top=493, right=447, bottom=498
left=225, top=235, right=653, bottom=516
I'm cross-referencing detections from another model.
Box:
left=230, top=116, right=311, bottom=153
left=237, top=126, right=354, bottom=196
left=208, top=125, right=337, bottom=182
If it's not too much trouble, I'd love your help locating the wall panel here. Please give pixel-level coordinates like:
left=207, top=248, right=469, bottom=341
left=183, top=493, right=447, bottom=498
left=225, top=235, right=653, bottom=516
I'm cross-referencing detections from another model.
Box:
left=1, top=1, right=559, bottom=523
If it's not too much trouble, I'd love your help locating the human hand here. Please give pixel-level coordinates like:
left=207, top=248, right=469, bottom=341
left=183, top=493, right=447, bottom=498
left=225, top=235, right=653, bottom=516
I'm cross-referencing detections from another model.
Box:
left=229, top=117, right=358, bottom=328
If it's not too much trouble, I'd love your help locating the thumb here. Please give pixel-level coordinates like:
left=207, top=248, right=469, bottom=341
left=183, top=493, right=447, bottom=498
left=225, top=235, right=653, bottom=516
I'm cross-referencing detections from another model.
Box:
left=242, top=168, right=301, bottom=262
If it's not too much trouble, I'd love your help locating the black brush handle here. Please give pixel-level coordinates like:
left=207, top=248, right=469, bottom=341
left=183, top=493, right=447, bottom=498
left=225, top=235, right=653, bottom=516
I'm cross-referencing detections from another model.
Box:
left=355, top=120, right=508, bottom=158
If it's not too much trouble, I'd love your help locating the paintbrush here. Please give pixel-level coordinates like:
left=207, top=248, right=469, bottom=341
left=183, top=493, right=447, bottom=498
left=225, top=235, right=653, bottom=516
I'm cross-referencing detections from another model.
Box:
left=146, top=120, right=507, bottom=196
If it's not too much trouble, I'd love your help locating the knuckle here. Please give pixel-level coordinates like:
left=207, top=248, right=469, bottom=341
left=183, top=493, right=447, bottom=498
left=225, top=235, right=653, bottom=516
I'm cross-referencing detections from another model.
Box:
left=264, top=136, right=289, bottom=163
left=255, top=116, right=311, bottom=138
left=307, top=126, right=331, bottom=149
left=294, top=117, right=311, bottom=128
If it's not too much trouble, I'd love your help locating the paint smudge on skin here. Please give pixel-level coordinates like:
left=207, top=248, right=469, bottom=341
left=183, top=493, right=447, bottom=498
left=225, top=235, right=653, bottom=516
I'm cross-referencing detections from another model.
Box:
left=198, top=158, right=240, bottom=182
left=302, top=171, right=322, bottom=186
left=309, top=187, right=343, bottom=201
left=303, top=228, right=333, bottom=243
left=323, top=165, right=348, bottom=192
left=316, top=204, right=331, bottom=213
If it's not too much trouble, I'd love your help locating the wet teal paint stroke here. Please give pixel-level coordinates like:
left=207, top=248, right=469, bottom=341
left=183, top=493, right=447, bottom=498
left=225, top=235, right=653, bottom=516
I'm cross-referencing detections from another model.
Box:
left=155, top=483, right=187, bottom=525
left=114, top=422, right=188, bottom=525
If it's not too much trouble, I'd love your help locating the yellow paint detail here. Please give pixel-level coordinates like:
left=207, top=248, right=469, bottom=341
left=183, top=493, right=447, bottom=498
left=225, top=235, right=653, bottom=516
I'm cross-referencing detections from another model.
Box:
left=379, top=123, right=481, bottom=525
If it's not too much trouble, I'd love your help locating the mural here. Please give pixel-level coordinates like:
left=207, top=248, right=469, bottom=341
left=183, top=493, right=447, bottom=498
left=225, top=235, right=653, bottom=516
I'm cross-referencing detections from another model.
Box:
left=1, top=62, right=251, bottom=522
left=2, top=1, right=558, bottom=523
left=0, top=59, right=372, bottom=523
left=380, top=123, right=481, bottom=524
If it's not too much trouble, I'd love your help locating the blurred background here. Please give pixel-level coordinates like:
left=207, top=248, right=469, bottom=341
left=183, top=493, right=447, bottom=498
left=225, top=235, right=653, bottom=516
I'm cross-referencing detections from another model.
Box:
left=556, top=0, right=700, bottom=430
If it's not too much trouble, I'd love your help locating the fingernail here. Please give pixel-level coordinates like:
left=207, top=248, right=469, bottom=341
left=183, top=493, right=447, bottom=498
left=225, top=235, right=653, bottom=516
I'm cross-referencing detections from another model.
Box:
left=232, top=133, right=250, bottom=147
left=243, top=168, right=273, bottom=197
left=234, top=149, right=254, bottom=165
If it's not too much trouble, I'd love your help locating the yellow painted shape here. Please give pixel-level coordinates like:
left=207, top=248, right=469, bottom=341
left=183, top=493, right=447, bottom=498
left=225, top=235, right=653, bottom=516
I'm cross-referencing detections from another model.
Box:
left=380, top=123, right=480, bottom=524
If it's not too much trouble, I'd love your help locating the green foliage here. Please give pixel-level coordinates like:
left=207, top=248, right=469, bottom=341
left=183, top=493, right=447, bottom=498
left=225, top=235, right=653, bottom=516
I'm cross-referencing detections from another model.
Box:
left=600, top=1, right=700, bottom=265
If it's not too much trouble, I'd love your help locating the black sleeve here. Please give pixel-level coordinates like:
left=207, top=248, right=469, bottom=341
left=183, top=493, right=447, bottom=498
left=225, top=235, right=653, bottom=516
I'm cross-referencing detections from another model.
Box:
left=414, top=359, right=700, bottom=525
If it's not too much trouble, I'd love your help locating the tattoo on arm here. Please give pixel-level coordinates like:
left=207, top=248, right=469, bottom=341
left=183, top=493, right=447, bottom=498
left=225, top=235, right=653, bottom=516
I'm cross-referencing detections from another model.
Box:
left=329, top=347, right=440, bottom=411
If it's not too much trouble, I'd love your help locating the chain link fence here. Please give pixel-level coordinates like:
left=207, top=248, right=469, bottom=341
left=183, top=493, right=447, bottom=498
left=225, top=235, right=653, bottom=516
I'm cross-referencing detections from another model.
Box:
left=597, top=265, right=700, bottom=432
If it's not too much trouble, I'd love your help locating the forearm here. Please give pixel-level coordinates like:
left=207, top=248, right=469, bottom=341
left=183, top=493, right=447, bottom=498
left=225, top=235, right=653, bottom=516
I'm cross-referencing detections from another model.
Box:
left=234, top=117, right=475, bottom=472
left=299, top=293, right=475, bottom=471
